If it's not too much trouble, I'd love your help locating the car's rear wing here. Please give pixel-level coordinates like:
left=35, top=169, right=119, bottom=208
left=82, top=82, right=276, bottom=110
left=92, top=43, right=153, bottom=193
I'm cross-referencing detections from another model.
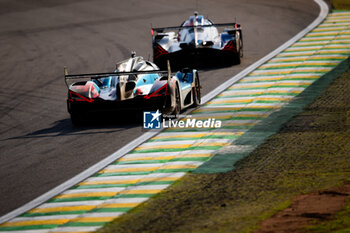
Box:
left=64, top=68, right=169, bottom=87
left=152, top=23, right=241, bottom=34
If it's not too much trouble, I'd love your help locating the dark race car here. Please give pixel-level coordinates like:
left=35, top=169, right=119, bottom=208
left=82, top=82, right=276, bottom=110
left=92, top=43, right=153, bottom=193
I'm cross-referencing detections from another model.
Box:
left=152, top=12, right=243, bottom=69
left=64, top=53, right=201, bottom=125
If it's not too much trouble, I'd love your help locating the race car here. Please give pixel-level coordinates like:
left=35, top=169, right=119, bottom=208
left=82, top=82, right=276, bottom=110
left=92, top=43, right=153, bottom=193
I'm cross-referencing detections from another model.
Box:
left=152, top=12, right=243, bottom=69
left=64, top=53, right=201, bottom=125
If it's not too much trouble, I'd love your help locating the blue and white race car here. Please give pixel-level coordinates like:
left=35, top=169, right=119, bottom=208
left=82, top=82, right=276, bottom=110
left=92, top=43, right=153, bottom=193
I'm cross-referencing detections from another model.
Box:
left=64, top=53, right=201, bottom=125
left=152, top=12, right=243, bottom=69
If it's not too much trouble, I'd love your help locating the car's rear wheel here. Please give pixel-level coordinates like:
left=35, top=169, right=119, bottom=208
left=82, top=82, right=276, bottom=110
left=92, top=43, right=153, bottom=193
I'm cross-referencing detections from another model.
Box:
left=238, top=33, right=243, bottom=58
left=233, top=32, right=242, bottom=64
left=193, top=73, right=201, bottom=107
left=173, top=84, right=181, bottom=117
left=233, top=53, right=240, bottom=65
left=70, top=112, right=85, bottom=126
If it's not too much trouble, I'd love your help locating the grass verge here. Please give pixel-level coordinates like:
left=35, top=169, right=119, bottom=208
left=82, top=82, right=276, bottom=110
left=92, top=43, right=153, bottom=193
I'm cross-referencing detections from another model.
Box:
left=97, top=64, right=350, bottom=233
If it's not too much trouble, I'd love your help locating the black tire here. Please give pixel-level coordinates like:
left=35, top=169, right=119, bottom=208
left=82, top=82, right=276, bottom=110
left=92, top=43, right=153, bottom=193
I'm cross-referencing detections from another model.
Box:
left=70, top=109, right=89, bottom=126
left=233, top=53, right=241, bottom=65
left=172, top=84, right=181, bottom=117
left=238, top=33, right=243, bottom=58
left=70, top=113, right=84, bottom=126
left=233, top=32, right=243, bottom=64
left=192, top=73, right=201, bottom=107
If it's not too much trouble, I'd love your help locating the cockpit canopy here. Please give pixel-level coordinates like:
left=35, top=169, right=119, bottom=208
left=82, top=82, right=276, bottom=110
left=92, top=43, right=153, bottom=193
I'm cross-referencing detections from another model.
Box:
left=182, top=14, right=212, bottom=27
left=179, top=14, right=218, bottom=45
